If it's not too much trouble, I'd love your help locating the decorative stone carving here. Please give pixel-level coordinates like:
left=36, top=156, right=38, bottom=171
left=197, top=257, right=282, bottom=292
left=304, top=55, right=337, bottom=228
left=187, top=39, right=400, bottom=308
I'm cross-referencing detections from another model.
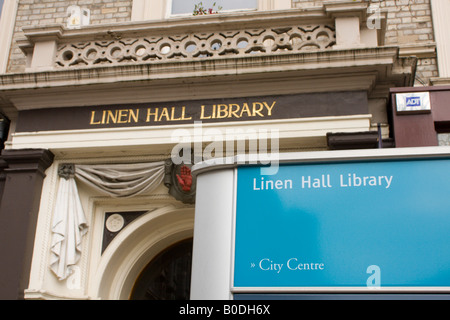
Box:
left=105, top=214, right=125, bottom=233
left=55, top=25, right=336, bottom=68
left=58, top=163, right=75, bottom=180
left=164, top=159, right=196, bottom=204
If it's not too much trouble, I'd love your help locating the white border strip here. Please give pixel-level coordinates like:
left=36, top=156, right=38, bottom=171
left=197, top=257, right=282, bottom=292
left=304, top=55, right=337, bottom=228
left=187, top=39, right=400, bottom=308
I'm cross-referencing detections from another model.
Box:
left=10, top=114, right=370, bottom=150
left=193, top=146, right=450, bottom=176
left=231, top=287, right=450, bottom=294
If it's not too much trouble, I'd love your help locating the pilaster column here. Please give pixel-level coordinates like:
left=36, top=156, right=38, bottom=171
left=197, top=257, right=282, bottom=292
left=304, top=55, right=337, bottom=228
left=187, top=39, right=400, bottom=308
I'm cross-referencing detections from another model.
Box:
left=431, top=0, right=450, bottom=78
left=0, top=149, right=54, bottom=300
left=324, top=1, right=372, bottom=49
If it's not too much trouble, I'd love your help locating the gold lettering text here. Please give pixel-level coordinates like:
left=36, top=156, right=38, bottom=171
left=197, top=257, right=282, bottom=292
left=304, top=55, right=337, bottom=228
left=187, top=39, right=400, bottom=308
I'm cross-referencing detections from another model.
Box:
left=159, top=108, right=170, bottom=122
left=263, top=101, right=277, bottom=116
left=239, top=103, right=252, bottom=118
left=200, top=105, right=212, bottom=120
left=217, top=104, right=229, bottom=119
left=90, top=111, right=101, bottom=125
left=229, top=104, right=240, bottom=119
left=117, top=109, right=128, bottom=124
left=129, top=109, right=139, bottom=123
left=181, top=107, right=193, bottom=120
left=146, top=108, right=159, bottom=122
left=252, top=102, right=265, bottom=117
left=106, top=110, right=118, bottom=124
left=170, top=107, right=182, bottom=121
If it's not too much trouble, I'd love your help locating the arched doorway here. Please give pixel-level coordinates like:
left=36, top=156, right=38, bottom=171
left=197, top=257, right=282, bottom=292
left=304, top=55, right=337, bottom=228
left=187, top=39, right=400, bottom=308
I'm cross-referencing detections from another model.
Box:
left=92, top=206, right=194, bottom=300
left=130, top=238, right=193, bottom=300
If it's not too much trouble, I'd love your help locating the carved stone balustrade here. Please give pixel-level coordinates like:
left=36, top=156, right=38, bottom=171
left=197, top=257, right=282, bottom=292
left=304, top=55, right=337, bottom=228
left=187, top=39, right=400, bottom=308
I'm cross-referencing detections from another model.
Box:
left=17, top=2, right=385, bottom=72
left=55, top=24, right=336, bottom=68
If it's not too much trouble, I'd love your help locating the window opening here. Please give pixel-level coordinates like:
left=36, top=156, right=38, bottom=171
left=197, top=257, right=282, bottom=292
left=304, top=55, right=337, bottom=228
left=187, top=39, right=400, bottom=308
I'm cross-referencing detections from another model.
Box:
left=171, top=0, right=257, bottom=16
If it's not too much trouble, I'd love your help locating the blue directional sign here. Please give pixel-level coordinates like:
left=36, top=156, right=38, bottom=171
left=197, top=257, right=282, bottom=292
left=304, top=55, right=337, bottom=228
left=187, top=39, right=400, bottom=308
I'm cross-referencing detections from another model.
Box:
left=234, top=157, right=450, bottom=288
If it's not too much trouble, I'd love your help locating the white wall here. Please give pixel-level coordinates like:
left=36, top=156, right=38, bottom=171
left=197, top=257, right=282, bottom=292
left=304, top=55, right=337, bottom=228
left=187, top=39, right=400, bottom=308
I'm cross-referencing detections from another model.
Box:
left=0, top=0, right=18, bottom=73
left=190, top=169, right=236, bottom=300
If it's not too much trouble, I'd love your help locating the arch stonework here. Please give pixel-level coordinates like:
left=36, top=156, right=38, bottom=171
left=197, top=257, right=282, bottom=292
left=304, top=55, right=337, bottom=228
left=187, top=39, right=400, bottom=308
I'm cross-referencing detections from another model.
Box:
left=91, top=205, right=194, bottom=300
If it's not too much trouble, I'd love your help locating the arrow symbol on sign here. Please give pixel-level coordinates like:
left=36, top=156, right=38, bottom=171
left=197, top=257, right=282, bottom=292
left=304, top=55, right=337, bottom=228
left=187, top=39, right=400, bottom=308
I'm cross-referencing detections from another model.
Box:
left=250, top=263, right=255, bottom=268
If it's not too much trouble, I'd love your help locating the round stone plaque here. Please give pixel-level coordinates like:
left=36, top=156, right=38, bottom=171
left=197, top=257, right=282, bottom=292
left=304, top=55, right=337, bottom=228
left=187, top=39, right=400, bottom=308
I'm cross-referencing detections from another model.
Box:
left=106, top=214, right=125, bottom=233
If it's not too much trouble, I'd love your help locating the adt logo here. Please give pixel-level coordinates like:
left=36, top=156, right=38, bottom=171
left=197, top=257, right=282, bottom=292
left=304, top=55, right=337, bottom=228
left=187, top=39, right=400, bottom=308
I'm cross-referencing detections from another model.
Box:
left=406, top=96, right=422, bottom=108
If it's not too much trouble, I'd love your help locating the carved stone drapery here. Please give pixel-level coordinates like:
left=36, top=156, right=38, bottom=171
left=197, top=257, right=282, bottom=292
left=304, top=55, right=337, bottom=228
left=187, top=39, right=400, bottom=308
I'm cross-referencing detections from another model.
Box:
left=51, top=161, right=167, bottom=281
left=50, top=172, right=87, bottom=281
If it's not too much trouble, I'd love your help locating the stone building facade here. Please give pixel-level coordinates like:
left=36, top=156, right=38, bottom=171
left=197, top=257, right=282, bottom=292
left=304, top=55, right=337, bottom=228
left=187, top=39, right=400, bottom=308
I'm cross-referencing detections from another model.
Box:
left=8, top=0, right=133, bottom=73
left=4, top=0, right=442, bottom=84
left=0, top=0, right=449, bottom=300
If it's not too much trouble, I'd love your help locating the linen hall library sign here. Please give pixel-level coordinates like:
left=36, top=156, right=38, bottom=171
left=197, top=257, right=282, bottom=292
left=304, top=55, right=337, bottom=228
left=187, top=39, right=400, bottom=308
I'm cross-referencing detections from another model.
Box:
left=234, top=156, right=450, bottom=290
left=15, top=91, right=367, bottom=132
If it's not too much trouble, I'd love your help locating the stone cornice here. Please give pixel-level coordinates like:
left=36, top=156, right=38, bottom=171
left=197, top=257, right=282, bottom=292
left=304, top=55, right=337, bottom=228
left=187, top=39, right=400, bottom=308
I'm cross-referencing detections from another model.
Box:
left=0, top=47, right=410, bottom=90
left=0, top=47, right=416, bottom=113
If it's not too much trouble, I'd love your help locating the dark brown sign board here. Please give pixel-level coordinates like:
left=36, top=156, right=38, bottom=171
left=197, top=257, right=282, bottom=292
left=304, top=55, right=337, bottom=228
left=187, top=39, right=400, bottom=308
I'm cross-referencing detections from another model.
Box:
left=16, top=91, right=367, bottom=132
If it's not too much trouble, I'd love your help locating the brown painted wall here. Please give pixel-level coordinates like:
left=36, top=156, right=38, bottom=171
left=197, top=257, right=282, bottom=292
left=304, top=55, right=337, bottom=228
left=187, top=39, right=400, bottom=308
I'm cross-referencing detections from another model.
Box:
left=0, top=149, right=54, bottom=300
left=391, top=86, right=450, bottom=148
